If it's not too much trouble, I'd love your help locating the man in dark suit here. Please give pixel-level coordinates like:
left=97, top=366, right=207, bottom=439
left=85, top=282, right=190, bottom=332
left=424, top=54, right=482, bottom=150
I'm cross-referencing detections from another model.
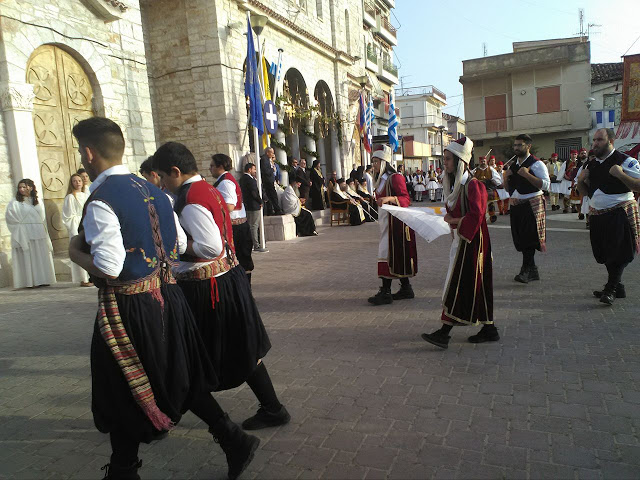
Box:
left=239, top=162, right=267, bottom=251
left=260, top=147, right=283, bottom=215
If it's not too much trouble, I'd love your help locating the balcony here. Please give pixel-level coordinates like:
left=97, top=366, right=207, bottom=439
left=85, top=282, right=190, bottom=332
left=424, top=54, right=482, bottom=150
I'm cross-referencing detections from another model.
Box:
left=380, top=0, right=395, bottom=8
left=395, top=85, right=447, bottom=104
left=366, top=45, right=378, bottom=73
left=377, top=16, right=397, bottom=46
left=363, top=1, right=376, bottom=28
left=379, top=58, right=398, bottom=85
left=465, top=110, right=574, bottom=139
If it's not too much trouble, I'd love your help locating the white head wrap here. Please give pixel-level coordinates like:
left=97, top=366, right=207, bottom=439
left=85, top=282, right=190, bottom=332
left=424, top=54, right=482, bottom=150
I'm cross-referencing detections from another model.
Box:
left=442, top=137, right=474, bottom=208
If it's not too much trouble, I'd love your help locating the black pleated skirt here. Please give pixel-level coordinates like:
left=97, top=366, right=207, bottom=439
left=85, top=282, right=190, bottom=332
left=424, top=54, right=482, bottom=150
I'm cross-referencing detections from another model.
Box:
left=510, top=201, right=540, bottom=251
left=91, top=284, right=218, bottom=443
left=178, top=265, right=271, bottom=391
left=232, top=221, right=254, bottom=272
left=590, top=207, right=635, bottom=265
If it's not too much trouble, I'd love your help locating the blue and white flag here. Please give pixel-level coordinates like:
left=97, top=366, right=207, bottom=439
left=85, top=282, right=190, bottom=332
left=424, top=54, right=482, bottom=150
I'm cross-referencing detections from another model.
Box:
left=595, top=109, right=615, bottom=129
left=388, top=91, right=399, bottom=152
left=245, top=14, right=264, bottom=136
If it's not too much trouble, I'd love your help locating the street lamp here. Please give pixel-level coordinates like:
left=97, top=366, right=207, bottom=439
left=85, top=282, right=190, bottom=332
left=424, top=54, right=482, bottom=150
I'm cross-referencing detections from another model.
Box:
left=436, top=125, right=447, bottom=169
left=250, top=13, right=268, bottom=35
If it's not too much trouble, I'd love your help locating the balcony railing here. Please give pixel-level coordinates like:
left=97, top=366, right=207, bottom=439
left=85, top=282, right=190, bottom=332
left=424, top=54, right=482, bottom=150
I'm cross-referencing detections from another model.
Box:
left=380, top=16, right=397, bottom=38
left=364, top=1, right=376, bottom=17
left=382, top=59, right=398, bottom=76
left=366, top=45, right=377, bottom=63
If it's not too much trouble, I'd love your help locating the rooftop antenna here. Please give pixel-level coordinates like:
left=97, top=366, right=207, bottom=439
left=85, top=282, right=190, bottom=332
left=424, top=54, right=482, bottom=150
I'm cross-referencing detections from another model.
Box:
left=399, top=75, right=412, bottom=95
left=482, top=42, right=488, bottom=57
left=578, top=8, right=585, bottom=37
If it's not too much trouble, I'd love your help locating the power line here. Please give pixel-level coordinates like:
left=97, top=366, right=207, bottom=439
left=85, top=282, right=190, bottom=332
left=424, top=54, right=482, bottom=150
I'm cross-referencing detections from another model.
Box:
left=622, top=33, right=640, bottom=57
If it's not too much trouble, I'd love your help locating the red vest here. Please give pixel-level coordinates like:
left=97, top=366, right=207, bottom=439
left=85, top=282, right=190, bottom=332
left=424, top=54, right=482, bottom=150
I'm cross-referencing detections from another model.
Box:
left=215, top=172, right=243, bottom=211
left=184, top=180, right=235, bottom=253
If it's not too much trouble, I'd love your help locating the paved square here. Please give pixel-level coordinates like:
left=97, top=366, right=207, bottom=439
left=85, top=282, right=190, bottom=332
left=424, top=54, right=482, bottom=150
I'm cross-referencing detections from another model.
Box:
left=1, top=209, right=639, bottom=479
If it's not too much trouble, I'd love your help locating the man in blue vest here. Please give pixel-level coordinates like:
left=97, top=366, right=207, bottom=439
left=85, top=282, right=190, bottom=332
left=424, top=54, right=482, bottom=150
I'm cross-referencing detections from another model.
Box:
left=577, top=128, right=640, bottom=305
left=503, top=134, right=550, bottom=283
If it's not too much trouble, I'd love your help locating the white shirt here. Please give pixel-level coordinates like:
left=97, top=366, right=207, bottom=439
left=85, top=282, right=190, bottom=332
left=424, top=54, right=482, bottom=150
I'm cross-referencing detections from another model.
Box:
left=173, top=175, right=226, bottom=275
left=365, top=172, right=374, bottom=195
left=509, top=155, right=551, bottom=200
left=214, top=175, right=247, bottom=220
left=589, top=148, right=635, bottom=210
left=83, top=165, right=187, bottom=278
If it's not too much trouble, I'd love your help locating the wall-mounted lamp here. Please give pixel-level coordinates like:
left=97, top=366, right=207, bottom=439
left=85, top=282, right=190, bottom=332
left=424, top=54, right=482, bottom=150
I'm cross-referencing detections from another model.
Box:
left=250, top=13, right=269, bottom=35
left=585, top=97, right=595, bottom=109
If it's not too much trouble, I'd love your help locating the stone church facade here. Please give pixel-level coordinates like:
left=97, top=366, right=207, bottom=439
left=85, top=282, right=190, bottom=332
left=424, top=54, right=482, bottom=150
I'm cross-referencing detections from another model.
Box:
left=0, top=0, right=395, bottom=287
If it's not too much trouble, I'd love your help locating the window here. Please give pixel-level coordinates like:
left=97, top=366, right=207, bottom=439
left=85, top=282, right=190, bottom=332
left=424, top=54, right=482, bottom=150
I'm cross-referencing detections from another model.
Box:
left=604, top=93, right=622, bottom=125
left=536, top=85, right=560, bottom=113
left=316, top=0, right=323, bottom=19
left=484, top=94, right=507, bottom=133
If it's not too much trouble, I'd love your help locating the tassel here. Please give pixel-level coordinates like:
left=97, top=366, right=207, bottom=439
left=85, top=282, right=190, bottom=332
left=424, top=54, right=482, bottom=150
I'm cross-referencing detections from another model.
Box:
left=209, top=277, right=220, bottom=310
left=141, top=400, right=175, bottom=431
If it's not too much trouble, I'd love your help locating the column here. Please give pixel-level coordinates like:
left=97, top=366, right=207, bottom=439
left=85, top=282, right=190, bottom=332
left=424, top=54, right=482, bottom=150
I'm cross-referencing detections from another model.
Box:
left=330, top=126, right=342, bottom=178
left=302, top=115, right=317, bottom=166
left=273, top=127, right=287, bottom=166
left=1, top=83, right=42, bottom=195
left=316, top=133, right=326, bottom=173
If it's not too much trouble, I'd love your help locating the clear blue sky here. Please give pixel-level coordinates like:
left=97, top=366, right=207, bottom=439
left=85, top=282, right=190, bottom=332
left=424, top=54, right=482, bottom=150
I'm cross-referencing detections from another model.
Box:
left=393, top=0, right=639, bottom=119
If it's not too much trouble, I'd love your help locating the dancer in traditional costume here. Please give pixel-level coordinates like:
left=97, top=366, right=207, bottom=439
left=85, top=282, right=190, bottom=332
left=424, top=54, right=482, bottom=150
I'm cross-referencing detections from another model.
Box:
left=367, top=146, right=417, bottom=305
left=504, top=134, right=550, bottom=284
left=577, top=128, right=640, bottom=305
left=69, top=118, right=259, bottom=480
left=5, top=179, right=56, bottom=289
left=495, top=161, right=510, bottom=215
left=62, top=173, right=92, bottom=286
left=472, top=156, right=502, bottom=223
left=210, top=153, right=255, bottom=284
left=547, top=153, right=562, bottom=211
left=421, top=137, right=497, bottom=349
left=425, top=168, right=438, bottom=202
left=281, top=178, right=318, bottom=236
left=153, top=141, right=290, bottom=432
left=557, top=150, right=579, bottom=213
left=413, top=170, right=426, bottom=202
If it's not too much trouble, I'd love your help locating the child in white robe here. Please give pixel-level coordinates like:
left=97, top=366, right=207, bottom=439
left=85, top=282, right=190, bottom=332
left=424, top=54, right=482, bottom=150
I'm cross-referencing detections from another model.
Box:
left=5, top=179, right=56, bottom=288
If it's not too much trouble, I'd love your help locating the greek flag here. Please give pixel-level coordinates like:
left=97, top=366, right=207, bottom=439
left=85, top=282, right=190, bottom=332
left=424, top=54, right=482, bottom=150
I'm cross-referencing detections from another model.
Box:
left=595, top=109, right=615, bottom=129
left=388, top=91, right=399, bottom=152
left=245, top=14, right=263, bottom=135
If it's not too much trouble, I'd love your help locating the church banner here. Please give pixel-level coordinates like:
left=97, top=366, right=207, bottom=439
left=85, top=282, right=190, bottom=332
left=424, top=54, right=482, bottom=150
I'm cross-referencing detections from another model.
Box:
left=622, top=53, right=640, bottom=122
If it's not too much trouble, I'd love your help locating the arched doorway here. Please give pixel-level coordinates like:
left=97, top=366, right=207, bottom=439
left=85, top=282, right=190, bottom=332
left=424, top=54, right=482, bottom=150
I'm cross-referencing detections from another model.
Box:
left=283, top=68, right=308, bottom=162
left=26, top=45, right=94, bottom=252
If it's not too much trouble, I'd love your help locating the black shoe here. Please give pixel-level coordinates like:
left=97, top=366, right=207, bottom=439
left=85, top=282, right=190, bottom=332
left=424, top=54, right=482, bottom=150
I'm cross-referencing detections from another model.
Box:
left=209, top=413, right=260, bottom=480
left=392, top=284, right=414, bottom=300
left=421, top=331, right=450, bottom=349
left=528, top=266, right=540, bottom=281
left=593, top=283, right=626, bottom=299
left=368, top=287, right=392, bottom=305
left=101, top=459, right=142, bottom=480
left=600, top=290, right=615, bottom=306
left=578, top=213, right=585, bottom=220
left=490, top=215, right=497, bottom=223
left=242, top=405, right=290, bottom=431
left=468, top=325, right=500, bottom=344
left=514, top=267, right=530, bottom=284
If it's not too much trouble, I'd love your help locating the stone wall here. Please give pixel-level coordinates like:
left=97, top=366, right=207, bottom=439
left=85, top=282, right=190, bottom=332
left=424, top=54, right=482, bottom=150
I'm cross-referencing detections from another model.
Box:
left=0, top=0, right=156, bottom=287
left=141, top=0, right=365, bottom=174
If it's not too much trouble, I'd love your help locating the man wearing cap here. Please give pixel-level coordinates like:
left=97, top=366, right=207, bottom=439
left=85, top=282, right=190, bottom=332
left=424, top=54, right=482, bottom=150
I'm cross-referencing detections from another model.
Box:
left=503, top=134, right=550, bottom=283
left=548, top=153, right=562, bottom=211
left=368, top=145, right=417, bottom=305
left=421, top=137, right=497, bottom=349
left=472, top=155, right=502, bottom=223
left=577, top=128, right=640, bottom=305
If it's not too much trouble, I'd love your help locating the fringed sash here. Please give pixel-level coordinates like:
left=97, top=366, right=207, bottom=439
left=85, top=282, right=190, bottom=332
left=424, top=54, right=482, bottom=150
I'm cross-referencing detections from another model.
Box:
left=98, top=272, right=177, bottom=431
left=590, top=200, right=640, bottom=254
left=175, top=254, right=238, bottom=310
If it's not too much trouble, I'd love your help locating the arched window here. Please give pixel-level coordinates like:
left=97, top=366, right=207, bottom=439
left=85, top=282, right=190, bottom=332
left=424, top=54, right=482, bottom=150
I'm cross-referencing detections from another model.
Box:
left=344, top=9, right=351, bottom=54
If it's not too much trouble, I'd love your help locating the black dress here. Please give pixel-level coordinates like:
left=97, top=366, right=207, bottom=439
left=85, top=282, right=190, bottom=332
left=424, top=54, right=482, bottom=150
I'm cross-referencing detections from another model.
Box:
left=309, top=168, right=326, bottom=210
left=178, top=266, right=271, bottom=390
left=91, top=283, right=218, bottom=443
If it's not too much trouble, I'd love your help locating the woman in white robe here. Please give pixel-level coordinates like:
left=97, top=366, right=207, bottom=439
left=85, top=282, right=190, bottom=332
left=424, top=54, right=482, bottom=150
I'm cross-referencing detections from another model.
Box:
left=62, top=174, right=92, bottom=285
left=5, top=179, right=56, bottom=288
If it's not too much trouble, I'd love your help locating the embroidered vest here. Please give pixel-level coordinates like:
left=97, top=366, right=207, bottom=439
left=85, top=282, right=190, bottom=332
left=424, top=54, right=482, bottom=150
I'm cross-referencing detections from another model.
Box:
left=88, top=174, right=179, bottom=283
left=587, top=150, right=631, bottom=198
left=175, top=179, right=235, bottom=262
left=508, top=156, right=541, bottom=195
left=213, top=172, right=243, bottom=211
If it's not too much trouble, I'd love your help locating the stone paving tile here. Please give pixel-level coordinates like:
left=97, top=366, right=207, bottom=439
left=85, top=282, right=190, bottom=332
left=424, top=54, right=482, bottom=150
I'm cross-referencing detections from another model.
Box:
left=1, top=210, right=640, bottom=479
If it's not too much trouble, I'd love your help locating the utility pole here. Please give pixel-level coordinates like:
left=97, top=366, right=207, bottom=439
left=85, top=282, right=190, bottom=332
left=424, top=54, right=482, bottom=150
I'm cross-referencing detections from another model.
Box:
left=578, top=8, right=584, bottom=37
